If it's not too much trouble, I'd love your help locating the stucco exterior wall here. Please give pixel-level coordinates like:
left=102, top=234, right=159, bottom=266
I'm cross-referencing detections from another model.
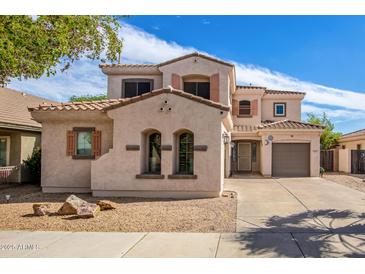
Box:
left=232, top=90, right=264, bottom=126
left=107, top=74, right=163, bottom=99
left=260, top=131, right=321, bottom=177
left=338, top=138, right=365, bottom=150
left=31, top=111, right=113, bottom=193
left=91, top=93, right=227, bottom=198
left=338, top=149, right=351, bottom=173
left=159, top=56, right=233, bottom=106
left=261, top=98, right=302, bottom=122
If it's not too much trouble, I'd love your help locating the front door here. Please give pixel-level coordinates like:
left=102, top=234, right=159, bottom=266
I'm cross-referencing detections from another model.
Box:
left=238, top=143, right=251, bottom=171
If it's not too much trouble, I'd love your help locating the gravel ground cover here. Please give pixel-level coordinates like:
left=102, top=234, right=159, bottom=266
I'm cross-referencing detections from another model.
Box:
left=0, top=184, right=237, bottom=232
left=324, top=173, right=365, bottom=193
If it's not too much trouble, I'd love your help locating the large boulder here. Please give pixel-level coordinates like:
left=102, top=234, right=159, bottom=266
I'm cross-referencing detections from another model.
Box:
left=96, top=200, right=117, bottom=211
left=77, top=203, right=100, bottom=218
left=33, top=203, right=51, bottom=216
left=57, top=195, right=88, bottom=215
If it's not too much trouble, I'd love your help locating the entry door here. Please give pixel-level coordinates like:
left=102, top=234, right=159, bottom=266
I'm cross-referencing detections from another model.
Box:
left=238, top=143, right=251, bottom=171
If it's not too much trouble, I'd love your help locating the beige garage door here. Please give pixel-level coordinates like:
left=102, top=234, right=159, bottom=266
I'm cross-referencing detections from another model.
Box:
left=272, top=143, right=310, bottom=177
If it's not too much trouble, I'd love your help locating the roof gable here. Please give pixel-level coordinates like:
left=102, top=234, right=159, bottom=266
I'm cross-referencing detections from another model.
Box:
left=158, top=52, right=234, bottom=68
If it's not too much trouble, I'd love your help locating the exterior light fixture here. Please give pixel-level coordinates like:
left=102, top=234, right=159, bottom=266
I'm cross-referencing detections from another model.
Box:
left=222, top=133, right=230, bottom=144
left=5, top=195, right=10, bottom=203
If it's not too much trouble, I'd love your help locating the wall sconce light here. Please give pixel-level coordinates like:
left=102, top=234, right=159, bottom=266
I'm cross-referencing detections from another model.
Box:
left=5, top=195, right=10, bottom=203
left=222, top=133, right=230, bottom=144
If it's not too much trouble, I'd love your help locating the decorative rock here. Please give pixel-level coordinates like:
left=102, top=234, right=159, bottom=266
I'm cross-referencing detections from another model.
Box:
left=33, top=203, right=51, bottom=216
left=77, top=203, right=100, bottom=218
left=57, top=194, right=88, bottom=215
left=96, top=200, right=117, bottom=211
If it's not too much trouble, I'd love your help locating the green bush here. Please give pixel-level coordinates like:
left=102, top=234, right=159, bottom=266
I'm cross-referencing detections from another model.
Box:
left=23, top=147, right=41, bottom=184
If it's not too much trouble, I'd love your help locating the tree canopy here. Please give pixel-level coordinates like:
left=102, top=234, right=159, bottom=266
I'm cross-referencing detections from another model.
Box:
left=69, top=94, right=107, bottom=102
left=307, top=112, right=342, bottom=150
left=0, top=16, right=123, bottom=86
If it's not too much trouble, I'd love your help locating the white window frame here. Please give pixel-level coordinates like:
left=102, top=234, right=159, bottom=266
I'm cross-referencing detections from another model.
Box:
left=274, top=103, right=286, bottom=117
left=0, top=136, right=10, bottom=166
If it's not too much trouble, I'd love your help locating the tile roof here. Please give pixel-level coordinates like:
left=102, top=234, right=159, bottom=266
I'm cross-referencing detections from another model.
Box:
left=236, top=85, right=305, bottom=95
left=158, top=52, right=234, bottom=68
left=265, top=89, right=305, bottom=95
left=101, top=52, right=235, bottom=69
left=28, top=99, right=124, bottom=112
left=236, top=85, right=266, bottom=90
left=232, top=120, right=323, bottom=132
left=29, top=87, right=231, bottom=113
left=340, top=128, right=365, bottom=138
left=0, top=87, right=56, bottom=130
left=259, top=120, right=324, bottom=130
left=99, top=63, right=157, bottom=68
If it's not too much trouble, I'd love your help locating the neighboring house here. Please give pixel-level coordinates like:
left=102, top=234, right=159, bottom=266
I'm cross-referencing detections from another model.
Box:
left=29, top=52, right=323, bottom=198
left=336, top=129, right=365, bottom=174
left=0, top=87, right=55, bottom=183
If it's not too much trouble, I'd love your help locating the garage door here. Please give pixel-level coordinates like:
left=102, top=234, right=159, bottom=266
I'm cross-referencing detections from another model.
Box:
left=272, top=143, right=310, bottom=177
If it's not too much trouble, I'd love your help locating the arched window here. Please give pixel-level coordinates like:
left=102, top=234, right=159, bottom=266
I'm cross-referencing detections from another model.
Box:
left=239, top=100, right=251, bottom=116
left=178, top=132, right=194, bottom=174
left=148, top=132, right=161, bottom=173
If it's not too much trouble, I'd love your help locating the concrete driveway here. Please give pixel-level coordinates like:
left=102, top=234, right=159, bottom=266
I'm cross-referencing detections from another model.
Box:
left=224, top=177, right=365, bottom=257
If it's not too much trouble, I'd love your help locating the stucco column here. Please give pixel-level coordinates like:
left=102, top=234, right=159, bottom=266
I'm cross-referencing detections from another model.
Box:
left=310, top=135, right=321, bottom=176
left=260, top=135, right=272, bottom=177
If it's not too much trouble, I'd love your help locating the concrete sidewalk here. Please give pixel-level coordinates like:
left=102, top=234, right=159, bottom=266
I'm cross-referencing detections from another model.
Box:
left=1, top=230, right=364, bottom=258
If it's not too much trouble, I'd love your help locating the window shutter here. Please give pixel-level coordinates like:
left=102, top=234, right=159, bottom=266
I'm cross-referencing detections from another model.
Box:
left=210, top=73, right=219, bottom=102
left=171, top=73, right=181, bottom=89
left=252, top=99, right=258, bottom=116
left=92, top=130, right=102, bottom=157
left=232, top=99, right=239, bottom=116
left=66, top=131, right=75, bottom=156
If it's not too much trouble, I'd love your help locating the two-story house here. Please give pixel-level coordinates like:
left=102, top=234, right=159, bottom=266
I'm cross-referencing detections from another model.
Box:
left=29, top=52, right=323, bottom=198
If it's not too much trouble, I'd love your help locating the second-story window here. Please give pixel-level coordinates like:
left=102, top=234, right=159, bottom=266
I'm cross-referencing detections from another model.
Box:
left=239, top=100, right=251, bottom=116
left=122, top=79, right=154, bottom=98
left=274, top=103, right=286, bottom=117
left=183, top=82, right=210, bottom=99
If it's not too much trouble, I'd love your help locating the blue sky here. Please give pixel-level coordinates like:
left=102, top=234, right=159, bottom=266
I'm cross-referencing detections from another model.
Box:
left=9, top=16, right=365, bottom=133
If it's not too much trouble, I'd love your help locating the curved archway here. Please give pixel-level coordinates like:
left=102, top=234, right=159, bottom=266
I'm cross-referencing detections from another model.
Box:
left=142, top=129, right=161, bottom=174
left=174, top=129, right=194, bottom=174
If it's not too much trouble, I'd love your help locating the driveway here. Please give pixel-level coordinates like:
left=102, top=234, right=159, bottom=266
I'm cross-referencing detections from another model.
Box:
left=224, top=177, right=365, bottom=257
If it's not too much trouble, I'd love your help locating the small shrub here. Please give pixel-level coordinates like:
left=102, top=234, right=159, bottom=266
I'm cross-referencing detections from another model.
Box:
left=23, top=147, right=41, bottom=184
left=320, top=167, right=325, bottom=177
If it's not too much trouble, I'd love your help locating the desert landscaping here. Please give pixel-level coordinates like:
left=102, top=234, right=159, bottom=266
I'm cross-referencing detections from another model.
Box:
left=0, top=184, right=237, bottom=233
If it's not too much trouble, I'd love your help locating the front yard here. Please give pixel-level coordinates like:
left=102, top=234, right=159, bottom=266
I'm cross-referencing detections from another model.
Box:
left=0, top=184, right=237, bottom=233
left=324, top=173, right=365, bottom=193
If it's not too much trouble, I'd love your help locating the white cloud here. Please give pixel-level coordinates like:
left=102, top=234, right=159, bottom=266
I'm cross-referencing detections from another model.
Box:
left=8, top=22, right=365, bottom=127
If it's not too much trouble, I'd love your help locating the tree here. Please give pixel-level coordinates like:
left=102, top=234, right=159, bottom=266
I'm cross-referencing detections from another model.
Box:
left=0, top=16, right=123, bottom=86
left=307, top=112, right=342, bottom=150
left=69, top=94, right=107, bottom=102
